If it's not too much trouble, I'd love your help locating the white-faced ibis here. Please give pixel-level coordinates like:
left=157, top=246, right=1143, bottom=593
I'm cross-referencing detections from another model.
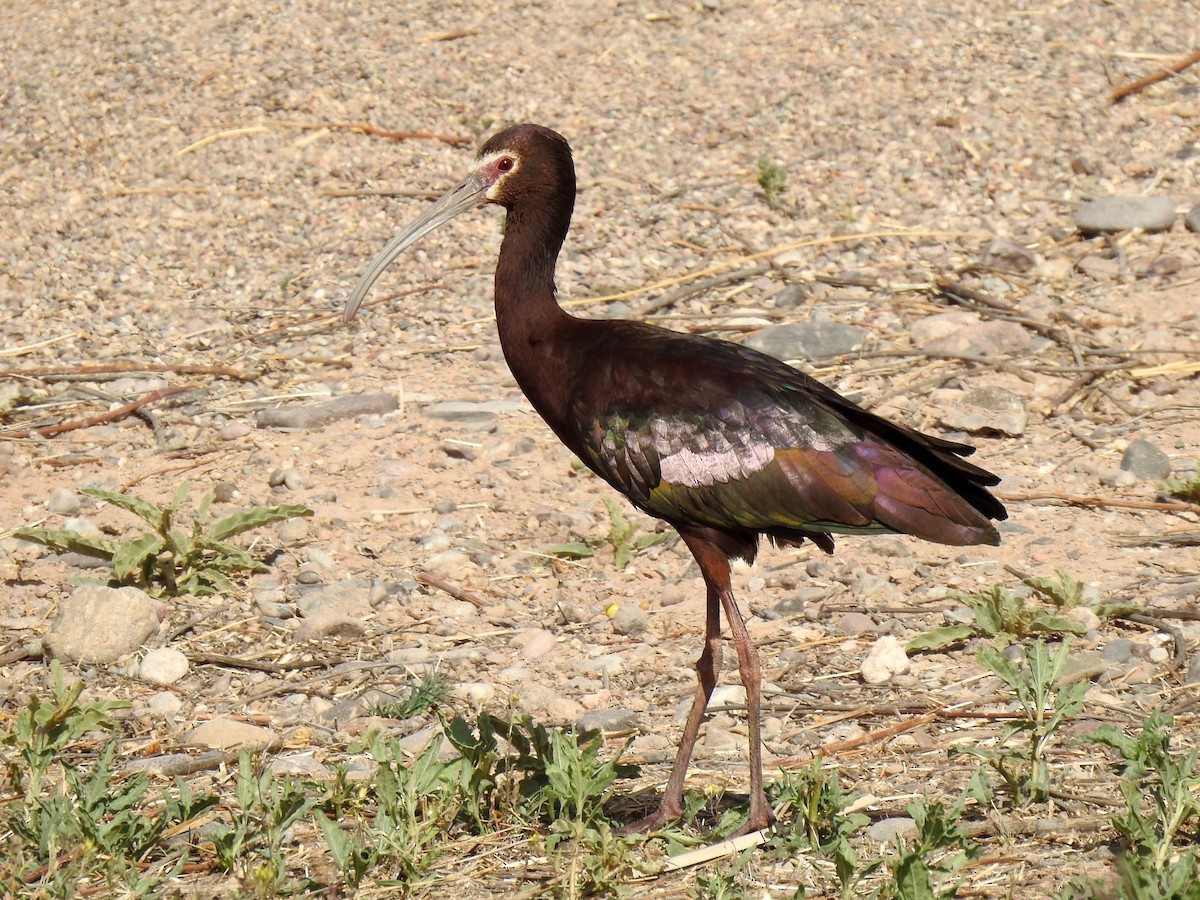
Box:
left=344, top=124, right=1006, bottom=836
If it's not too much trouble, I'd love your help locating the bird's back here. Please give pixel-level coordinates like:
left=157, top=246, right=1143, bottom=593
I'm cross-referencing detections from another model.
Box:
left=555, top=318, right=1006, bottom=553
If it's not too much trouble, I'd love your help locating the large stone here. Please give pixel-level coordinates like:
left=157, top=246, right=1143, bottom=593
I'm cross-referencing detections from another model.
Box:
left=743, top=320, right=867, bottom=362
left=45, top=585, right=159, bottom=664
left=940, top=386, right=1029, bottom=436
left=1075, top=196, right=1176, bottom=234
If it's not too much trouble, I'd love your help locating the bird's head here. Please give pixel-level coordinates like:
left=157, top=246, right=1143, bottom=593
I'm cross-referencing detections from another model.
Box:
left=343, top=123, right=574, bottom=322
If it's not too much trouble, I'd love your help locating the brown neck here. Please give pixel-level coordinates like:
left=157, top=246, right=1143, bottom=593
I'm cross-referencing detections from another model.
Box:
left=492, top=205, right=580, bottom=427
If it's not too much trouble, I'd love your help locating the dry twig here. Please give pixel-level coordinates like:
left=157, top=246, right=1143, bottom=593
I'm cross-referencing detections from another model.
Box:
left=1111, top=47, right=1200, bottom=102
left=0, top=384, right=200, bottom=440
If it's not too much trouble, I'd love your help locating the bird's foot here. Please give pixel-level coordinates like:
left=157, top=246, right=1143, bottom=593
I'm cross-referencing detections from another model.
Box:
left=724, top=793, right=776, bottom=839
left=618, top=799, right=684, bottom=835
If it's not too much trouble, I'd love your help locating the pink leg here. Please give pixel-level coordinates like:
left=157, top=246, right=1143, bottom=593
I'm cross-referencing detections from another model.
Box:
left=719, top=588, right=774, bottom=835
left=622, top=531, right=774, bottom=835
left=621, top=580, right=722, bottom=832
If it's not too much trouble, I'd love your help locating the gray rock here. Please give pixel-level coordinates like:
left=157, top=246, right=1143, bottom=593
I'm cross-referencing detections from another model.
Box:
left=611, top=604, right=649, bottom=636
left=256, top=392, right=399, bottom=429
left=266, top=754, right=333, bottom=779
left=277, top=517, right=309, bottom=544
left=47, top=487, right=81, bottom=516
left=702, top=724, right=742, bottom=751
left=183, top=718, right=275, bottom=750
left=296, top=580, right=375, bottom=618
left=1120, top=439, right=1172, bottom=480
left=516, top=628, right=557, bottom=660
left=708, top=684, right=747, bottom=709
left=217, top=421, right=253, bottom=440
left=1076, top=256, right=1121, bottom=281
left=1101, top=638, right=1134, bottom=665
left=940, top=386, right=1028, bottom=436
left=45, top=585, right=159, bottom=664
left=138, top=647, right=190, bottom=685
left=1075, top=196, right=1176, bottom=234
left=743, top=320, right=867, bottom=361
left=577, top=708, right=640, bottom=733
left=980, top=237, right=1037, bottom=273
left=1186, top=203, right=1200, bottom=234
left=772, top=284, right=810, bottom=309
left=421, top=398, right=526, bottom=422
left=923, top=321, right=1032, bottom=357
left=579, top=653, right=625, bottom=677
left=140, top=691, right=184, bottom=718
left=866, top=817, right=918, bottom=843
left=1186, top=652, right=1200, bottom=685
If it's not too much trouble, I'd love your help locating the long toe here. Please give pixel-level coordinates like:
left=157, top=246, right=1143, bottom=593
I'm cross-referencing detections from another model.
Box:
left=618, top=800, right=685, bottom=835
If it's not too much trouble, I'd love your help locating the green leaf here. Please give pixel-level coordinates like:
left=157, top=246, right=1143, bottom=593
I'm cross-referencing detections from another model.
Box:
left=894, top=855, right=934, bottom=900
left=13, top=526, right=116, bottom=560
left=207, top=502, right=313, bottom=542
left=110, top=532, right=164, bottom=581
left=1022, top=568, right=1083, bottom=607
left=1026, top=613, right=1086, bottom=636
left=906, top=625, right=975, bottom=653
left=167, top=480, right=192, bottom=516
left=80, top=487, right=163, bottom=527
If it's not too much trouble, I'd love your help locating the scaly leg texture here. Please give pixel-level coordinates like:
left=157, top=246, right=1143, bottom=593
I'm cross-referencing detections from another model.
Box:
left=623, top=530, right=774, bottom=835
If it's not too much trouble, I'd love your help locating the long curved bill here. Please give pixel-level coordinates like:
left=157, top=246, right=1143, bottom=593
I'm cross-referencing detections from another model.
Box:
left=343, top=171, right=489, bottom=323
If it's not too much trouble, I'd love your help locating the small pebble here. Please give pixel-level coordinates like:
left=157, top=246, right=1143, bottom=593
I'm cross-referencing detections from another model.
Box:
left=922, top=321, right=1032, bottom=357
left=979, top=237, right=1037, bottom=273
left=836, top=611, right=877, bottom=635
left=294, top=612, right=368, bottom=641
left=577, top=709, right=640, bottom=732
left=183, top=718, right=275, bottom=750
left=141, top=691, right=184, bottom=718
left=1120, top=439, right=1172, bottom=481
left=217, top=421, right=252, bottom=440
left=1186, top=202, right=1200, bottom=234
left=138, top=647, right=190, bottom=685
left=47, top=487, right=81, bottom=516
left=860, top=636, right=909, bottom=685
left=611, top=604, right=649, bottom=636
left=516, top=628, right=557, bottom=660
left=277, top=517, right=310, bottom=544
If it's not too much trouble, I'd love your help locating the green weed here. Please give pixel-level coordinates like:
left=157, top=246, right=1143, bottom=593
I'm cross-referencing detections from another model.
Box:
left=1, top=662, right=217, bottom=895
left=369, top=670, right=452, bottom=720
left=546, top=497, right=672, bottom=570
left=15, top=481, right=312, bottom=596
left=875, top=796, right=978, bottom=900
left=768, top=761, right=872, bottom=897
left=956, top=641, right=1089, bottom=805
left=1066, top=711, right=1200, bottom=898
left=209, top=754, right=315, bottom=896
left=1159, top=464, right=1200, bottom=503
left=756, top=156, right=788, bottom=206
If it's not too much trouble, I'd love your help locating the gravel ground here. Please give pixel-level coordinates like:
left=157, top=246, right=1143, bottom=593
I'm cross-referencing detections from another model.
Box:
left=2, top=1, right=1199, bottom=895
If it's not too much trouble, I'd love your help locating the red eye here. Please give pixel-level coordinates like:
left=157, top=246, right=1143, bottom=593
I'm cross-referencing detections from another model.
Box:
left=496, top=156, right=514, bottom=172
